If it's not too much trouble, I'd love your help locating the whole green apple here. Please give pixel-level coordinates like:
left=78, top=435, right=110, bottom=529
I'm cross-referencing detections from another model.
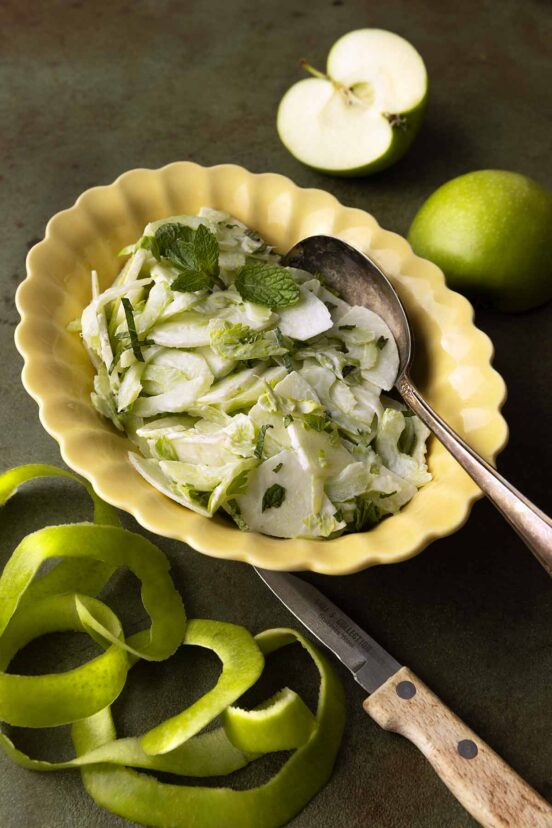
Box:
left=408, top=170, right=552, bottom=312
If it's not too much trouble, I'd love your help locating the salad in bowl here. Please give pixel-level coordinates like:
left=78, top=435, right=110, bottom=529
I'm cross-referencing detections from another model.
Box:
left=76, top=208, right=430, bottom=540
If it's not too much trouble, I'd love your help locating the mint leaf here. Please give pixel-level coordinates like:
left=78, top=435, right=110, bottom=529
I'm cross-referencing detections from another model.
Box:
left=155, top=223, right=193, bottom=258
left=121, top=298, right=144, bottom=362
left=261, top=483, right=286, bottom=512
left=172, top=241, right=197, bottom=272
left=273, top=462, right=283, bottom=474
left=194, top=223, right=220, bottom=277
left=254, top=424, right=274, bottom=459
left=154, top=222, right=220, bottom=293
left=171, top=270, right=213, bottom=293
left=376, top=335, right=388, bottom=350
left=338, top=324, right=355, bottom=331
left=155, top=223, right=196, bottom=272
left=235, top=264, right=300, bottom=309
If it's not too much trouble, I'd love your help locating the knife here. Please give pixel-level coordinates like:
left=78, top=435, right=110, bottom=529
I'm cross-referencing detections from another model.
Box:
left=255, top=568, right=552, bottom=828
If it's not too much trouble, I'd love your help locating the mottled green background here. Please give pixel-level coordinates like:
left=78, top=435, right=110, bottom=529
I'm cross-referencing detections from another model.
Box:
left=0, top=1, right=550, bottom=826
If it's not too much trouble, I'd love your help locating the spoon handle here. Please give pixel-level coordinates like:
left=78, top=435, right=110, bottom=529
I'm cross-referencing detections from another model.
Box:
left=399, top=376, right=552, bottom=575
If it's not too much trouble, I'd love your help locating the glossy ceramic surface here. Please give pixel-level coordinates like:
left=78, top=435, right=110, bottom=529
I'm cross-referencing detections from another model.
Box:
left=15, top=162, right=508, bottom=574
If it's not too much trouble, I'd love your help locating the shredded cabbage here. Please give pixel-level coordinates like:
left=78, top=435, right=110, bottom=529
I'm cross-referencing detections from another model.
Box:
left=78, top=209, right=431, bottom=538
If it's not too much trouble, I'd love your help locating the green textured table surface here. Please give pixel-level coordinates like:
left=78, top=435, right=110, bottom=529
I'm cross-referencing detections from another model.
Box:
left=1, top=1, right=551, bottom=826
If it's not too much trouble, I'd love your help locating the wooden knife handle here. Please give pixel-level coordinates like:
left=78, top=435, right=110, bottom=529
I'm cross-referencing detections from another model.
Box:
left=364, top=667, right=552, bottom=828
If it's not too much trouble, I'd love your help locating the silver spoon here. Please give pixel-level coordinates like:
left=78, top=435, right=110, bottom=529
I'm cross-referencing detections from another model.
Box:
left=282, top=235, right=552, bottom=576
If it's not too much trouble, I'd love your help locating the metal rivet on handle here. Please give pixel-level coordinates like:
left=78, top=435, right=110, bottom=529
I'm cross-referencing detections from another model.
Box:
left=458, top=739, right=478, bottom=759
left=396, top=680, right=416, bottom=699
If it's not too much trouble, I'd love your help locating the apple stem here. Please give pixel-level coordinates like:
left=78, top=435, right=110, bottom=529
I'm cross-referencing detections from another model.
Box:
left=299, top=59, right=330, bottom=82
left=300, top=59, right=349, bottom=93
left=299, top=59, right=374, bottom=108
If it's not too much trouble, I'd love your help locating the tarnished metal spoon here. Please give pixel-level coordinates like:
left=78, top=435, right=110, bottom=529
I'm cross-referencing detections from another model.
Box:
left=283, top=235, right=552, bottom=575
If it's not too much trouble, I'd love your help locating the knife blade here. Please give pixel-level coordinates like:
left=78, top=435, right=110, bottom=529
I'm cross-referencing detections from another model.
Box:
left=255, top=567, right=400, bottom=693
left=255, top=567, right=552, bottom=828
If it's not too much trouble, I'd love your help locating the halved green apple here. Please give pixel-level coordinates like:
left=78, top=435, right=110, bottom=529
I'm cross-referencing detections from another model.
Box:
left=277, top=29, right=428, bottom=176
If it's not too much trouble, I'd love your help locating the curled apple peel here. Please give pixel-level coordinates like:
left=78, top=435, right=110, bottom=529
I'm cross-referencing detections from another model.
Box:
left=0, top=464, right=345, bottom=827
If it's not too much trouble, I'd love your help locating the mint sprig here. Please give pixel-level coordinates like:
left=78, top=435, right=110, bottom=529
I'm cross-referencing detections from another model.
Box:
left=154, top=223, right=192, bottom=261
left=153, top=222, right=221, bottom=293
left=234, top=264, right=300, bottom=309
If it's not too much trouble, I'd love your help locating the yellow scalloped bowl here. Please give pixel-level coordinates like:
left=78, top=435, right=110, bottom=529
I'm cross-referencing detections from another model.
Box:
left=15, top=162, right=508, bottom=574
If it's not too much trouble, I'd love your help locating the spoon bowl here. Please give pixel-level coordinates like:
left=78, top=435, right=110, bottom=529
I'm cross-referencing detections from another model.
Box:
left=284, top=235, right=552, bottom=575
left=284, top=235, right=413, bottom=377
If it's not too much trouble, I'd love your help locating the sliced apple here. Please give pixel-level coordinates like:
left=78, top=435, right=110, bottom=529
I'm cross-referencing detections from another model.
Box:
left=277, top=29, right=427, bottom=176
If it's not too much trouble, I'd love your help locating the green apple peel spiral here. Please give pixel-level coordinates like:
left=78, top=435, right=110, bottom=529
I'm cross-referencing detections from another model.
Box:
left=0, top=464, right=345, bottom=827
